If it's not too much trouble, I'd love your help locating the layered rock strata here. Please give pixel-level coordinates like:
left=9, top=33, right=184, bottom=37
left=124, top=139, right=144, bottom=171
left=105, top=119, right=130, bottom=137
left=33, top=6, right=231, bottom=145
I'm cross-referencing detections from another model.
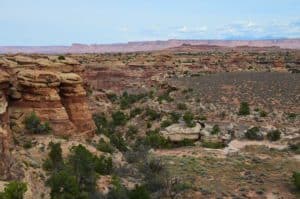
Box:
left=60, top=73, right=96, bottom=136
left=0, top=70, right=12, bottom=179
left=10, top=70, right=77, bottom=136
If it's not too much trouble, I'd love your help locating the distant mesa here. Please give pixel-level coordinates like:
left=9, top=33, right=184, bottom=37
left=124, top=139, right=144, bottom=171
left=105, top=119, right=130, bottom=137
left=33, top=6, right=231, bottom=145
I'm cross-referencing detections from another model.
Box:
left=1, top=39, right=300, bottom=54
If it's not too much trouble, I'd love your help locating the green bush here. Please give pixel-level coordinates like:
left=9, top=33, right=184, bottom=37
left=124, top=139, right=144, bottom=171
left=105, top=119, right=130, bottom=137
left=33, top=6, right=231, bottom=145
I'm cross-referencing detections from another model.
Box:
left=177, top=103, right=187, bottom=110
left=112, top=111, right=128, bottom=126
left=94, top=156, right=113, bottom=175
left=287, top=113, right=297, bottom=120
left=145, top=108, right=160, bottom=121
left=170, top=112, right=181, bottom=123
left=144, top=130, right=170, bottom=149
left=24, top=112, right=52, bottom=134
left=43, top=142, right=64, bottom=171
left=158, top=91, right=173, bottom=103
left=293, top=171, right=300, bottom=190
left=128, top=185, right=150, bottom=199
left=238, top=102, right=250, bottom=116
left=245, top=127, right=263, bottom=140
left=202, top=141, right=225, bottom=149
left=183, top=111, right=196, bottom=127
left=267, top=130, right=281, bottom=141
left=0, top=181, right=27, bottom=199
left=130, top=108, right=143, bottom=118
left=211, top=125, right=220, bottom=135
left=126, top=125, right=138, bottom=139
left=289, top=142, right=300, bottom=154
left=58, top=55, right=65, bottom=60
left=44, top=143, right=114, bottom=198
left=175, top=139, right=195, bottom=147
left=96, top=138, right=114, bottom=153
left=46, top=170, right=85, bottom=199
left=259, top=110, right=267, bottom=117
left=120, top=92, right=147, bottom=109
left=160, top=120, right=173, bottom=128
left=110, top=134, right=128, bottom=152
left=106, top=93, right=118, bottom=103
left=93, top=113, right=108, bottom=134
left=107, top=176, right=129, bottom=199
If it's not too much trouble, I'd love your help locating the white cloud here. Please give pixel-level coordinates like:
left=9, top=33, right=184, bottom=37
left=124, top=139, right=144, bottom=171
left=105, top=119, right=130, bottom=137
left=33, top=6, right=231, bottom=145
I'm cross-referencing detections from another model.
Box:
left=177, top=26, right=207, bottom=33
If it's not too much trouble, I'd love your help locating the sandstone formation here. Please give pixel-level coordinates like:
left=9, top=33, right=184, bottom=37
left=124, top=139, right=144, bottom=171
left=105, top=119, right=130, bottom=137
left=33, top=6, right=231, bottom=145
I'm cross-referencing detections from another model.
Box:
left=0, top=70, right=12, bottom=179
left=0, top=54, right=95, bottom=138
left=60, top=73, right=96, bottom=136
left=9, top=70, right=76, bottom=136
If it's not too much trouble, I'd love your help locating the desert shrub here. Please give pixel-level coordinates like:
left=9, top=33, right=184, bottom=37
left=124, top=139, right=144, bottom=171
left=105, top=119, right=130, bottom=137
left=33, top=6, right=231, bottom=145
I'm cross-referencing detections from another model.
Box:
left=267, top=130, right=281, bottom=141
left=96, top=138, right=114, bottom=153
left=44, top=144, right=111, bottom=198
left=107, top=93, right=118, bottom=103
left=110, top=134, right=128, bottom=152
left=202, top=141, right=225, bottom=149
left=160, top=120, right=173, bottom=128
left=259, top=110, right=267, bottom=117
left=183, top=111, right=196, bottom=127
left=289, top=142, right=300, bottom=154
left=172, top=182, right=192, bottom=193
left=211, top=125, right=220, bottom=135
left=126, top=125, right=138, bottom=139
left=130, top=107, right=143, bottom=118
left=107, top=176, right=129, bottom=199
left=177, top=103, right=187, bottom=110
left=68, top=145, right=98, bottom=193
left=43, top=142, right=64, bottom=171
left=125, top=145, right=149, bottom=164
left=174, top=139, right=195, bottom=147
left=143, top=130, right=170, bottom=149
left=58, top=55, right=65, bottom=60
left=0, top=181, right=27, bottom=199
left=142, top=158, right=169, bottom=193
left=93, top=113, right=109, bottom=134
left=245, top=127, right=263, bottom=140
left=94, top=156, right=113, bottom=175
left=145, top=108, right=160, bottom=121
left=24, top=112, right=52, bottom=134
left=197, top=115, right=207, bottom=121
left=287, top=113, right=297, bottom=120
left=23, top=140, right=33, bottom=149
left=46, top=170, right=86, bottom=199
left=158, top=91, right=173, bottom=103
left=293, top=171, right=300, bottom=190
left=170, top=112, right=181, bottom=123
left=238, top=102, right=250, bottom=116
left=120, top=92, right=147, bottom=109
left=112, top=111, right=128, bottom=126
left=128, top=185, right=150, bottom=199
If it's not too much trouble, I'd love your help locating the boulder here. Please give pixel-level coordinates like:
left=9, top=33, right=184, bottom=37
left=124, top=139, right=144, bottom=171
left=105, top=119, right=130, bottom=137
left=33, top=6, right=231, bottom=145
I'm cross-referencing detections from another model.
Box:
left=161, top=123, right=201, bottom=142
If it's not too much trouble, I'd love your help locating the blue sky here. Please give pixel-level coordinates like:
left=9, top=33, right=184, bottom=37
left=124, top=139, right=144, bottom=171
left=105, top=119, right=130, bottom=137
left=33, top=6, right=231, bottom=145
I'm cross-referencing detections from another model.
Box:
left=0, top=0, right=300, bottom=45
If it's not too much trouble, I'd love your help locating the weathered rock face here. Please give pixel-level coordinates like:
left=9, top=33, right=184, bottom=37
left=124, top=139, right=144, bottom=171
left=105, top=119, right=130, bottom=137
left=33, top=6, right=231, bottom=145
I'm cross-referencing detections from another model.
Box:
left=9, top=70, right=77, bottom=136
left=0, top=71, right=12, bottom=179
left=60, top=73, right=96, bottom=136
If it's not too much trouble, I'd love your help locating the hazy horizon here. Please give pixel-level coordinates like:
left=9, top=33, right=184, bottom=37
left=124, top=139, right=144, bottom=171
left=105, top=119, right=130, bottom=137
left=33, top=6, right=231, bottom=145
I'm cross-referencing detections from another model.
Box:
left=1, top=0, right=300, bottom=45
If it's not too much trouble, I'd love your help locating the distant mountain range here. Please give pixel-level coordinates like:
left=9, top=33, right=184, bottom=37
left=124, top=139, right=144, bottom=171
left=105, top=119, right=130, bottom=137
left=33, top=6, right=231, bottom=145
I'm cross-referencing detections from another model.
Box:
left=1, top=39, right=300, bottom=54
